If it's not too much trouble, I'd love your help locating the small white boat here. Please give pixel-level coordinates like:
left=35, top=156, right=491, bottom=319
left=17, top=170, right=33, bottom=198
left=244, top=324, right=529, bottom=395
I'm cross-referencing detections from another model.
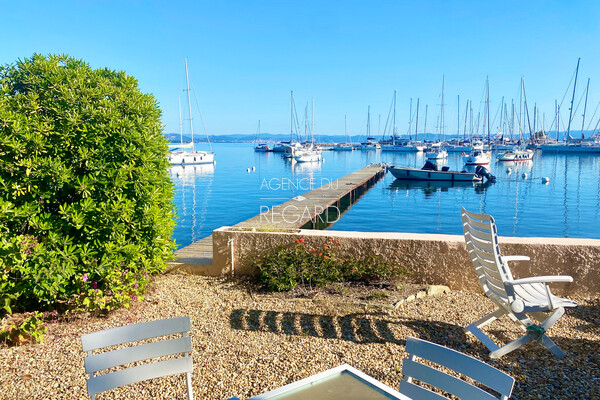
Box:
left=294, top=148, right=322, bottom=163
left=381, top=141, right=425, bottom=152
left=426, top=149, right=448, bottom=160
left=356, top=137, right=381, bottom=150
left=462, top=149, right=491, bottom=165
left=388, top=162, right=482, bottom=182
left=497, top=148, right=534, bottom=161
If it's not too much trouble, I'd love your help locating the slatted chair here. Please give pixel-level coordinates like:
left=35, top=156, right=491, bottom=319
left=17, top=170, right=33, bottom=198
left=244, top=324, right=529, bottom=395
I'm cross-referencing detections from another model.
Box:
left=461, top=208, right=577, bottom=358
left=81, top=316, right=194, bottom=400
left=400, top=336, right=515, bottom=400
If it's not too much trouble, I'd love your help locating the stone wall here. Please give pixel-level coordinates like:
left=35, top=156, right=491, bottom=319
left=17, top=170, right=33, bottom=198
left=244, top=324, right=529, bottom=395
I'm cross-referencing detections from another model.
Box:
left=211, top=227, right=600, bottom=297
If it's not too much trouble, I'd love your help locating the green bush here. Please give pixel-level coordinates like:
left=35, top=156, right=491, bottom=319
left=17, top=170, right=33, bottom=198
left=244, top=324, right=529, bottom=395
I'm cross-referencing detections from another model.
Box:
left=249, top=238, right=407, bottom=292
left=0, top=54, right=175, bottom=317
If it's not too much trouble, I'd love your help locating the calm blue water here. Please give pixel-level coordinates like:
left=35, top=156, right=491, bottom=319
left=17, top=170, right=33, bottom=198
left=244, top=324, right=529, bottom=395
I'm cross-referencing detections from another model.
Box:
left=170, top=143, right=600, bottom=248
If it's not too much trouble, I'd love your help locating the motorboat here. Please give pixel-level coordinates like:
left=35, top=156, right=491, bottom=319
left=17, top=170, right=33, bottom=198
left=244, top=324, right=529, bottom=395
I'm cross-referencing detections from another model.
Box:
left=497, top=148, right=534, bottom=161
left=332, top=143, right=353, bottom=151
left=462, top=149, right=491, bottom=165
left=168, top=149, right=215, bottom=165
left=388, top=161, right=493, bottom=182
left=381, top=139, right=425, bottom=152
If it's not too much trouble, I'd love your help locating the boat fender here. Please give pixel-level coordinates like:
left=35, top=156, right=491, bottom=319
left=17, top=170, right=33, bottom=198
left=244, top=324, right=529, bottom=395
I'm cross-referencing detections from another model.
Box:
left=247, top=168, right=251, bottom=173
left=522, top=172, right=528, bottom=179
left=506, top=167, right=512, bottom=174
left=542, top=177, right=549, bottom=183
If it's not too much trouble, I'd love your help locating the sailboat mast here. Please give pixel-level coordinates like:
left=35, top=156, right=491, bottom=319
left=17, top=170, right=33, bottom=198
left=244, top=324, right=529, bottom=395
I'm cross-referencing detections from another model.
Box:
left=393, top=90, right=397, bottom=140
left=367, top=106, right=371, bottom=137
left=184, top=58, right=194, bottom=147
left=290, top=91, right=294, bottom=141
left=408, top=98, right=413, bottom=140
left=463, top=99, right=469, bottom=141
left=424, top=105, right=428, bottom=139
left=441, top=75, right=445, bottom=142
left=178, top=94, right=183, bottom=145
left=485, top=76, right=490, bottom=144
left=519, top=77, right=523, bottom=139
left=312, top=97, right=315, bottom=142
left=581, top=78, right=590, bottom=138
left=567, top=58, right=581, bottom=138
left=415, top=98, right=419, bottom=140
left=457, top=95, right=460, bottom=136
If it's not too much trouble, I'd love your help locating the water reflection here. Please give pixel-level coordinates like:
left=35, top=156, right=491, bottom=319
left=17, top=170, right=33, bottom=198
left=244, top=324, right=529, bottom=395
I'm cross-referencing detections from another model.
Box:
left=388, top=179, right=477, bottom=197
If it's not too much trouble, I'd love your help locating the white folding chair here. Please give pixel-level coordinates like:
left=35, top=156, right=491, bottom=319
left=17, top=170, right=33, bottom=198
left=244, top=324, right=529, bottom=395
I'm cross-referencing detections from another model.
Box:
left=81, top=316, right=194, bottom=399
left=461, top=208, right=577, bottom=358
left=400, top=336, right=515, bottom=400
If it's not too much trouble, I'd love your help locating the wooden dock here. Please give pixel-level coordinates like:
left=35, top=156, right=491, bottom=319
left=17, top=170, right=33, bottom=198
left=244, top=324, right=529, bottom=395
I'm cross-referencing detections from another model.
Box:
left=169, top=164, right=387, bottom=272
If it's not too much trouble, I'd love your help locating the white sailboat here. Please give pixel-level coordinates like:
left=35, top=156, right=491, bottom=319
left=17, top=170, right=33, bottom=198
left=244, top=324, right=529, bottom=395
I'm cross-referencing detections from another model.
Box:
left=168, top=58, right=215, bottom=166
left=294, top=97, right=322, bottom=163
left=463, top=77, right=492, bottom=165
left=253, top=120, right=270, bottom=152
left=425, top=81, right=448, bottom=160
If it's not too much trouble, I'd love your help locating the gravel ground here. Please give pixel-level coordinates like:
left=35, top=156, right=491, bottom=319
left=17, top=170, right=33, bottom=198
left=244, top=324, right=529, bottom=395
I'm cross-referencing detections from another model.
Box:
left=1, top=274, right=598, bottom=400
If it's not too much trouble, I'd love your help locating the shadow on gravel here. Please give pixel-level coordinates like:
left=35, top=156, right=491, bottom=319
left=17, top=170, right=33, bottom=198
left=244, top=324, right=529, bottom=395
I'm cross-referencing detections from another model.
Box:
left=229, top=308, right=463, bottom=345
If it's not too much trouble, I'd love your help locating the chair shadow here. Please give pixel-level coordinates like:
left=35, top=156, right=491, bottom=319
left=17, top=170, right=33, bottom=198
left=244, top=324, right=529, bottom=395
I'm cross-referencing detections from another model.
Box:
left=230, top=308, right=465, bottom=346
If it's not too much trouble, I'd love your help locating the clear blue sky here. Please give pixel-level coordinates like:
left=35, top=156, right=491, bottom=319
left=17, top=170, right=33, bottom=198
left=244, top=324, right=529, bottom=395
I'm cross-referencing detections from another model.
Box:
left=2, top=1, right=599, bottom=136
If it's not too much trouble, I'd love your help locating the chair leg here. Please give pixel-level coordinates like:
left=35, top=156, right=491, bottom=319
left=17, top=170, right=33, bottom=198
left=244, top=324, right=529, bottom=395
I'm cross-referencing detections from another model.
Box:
left=186, top=372, right=194, bottom=400
left=490, top=333, right=532, bottom=359
left=464, top=307, right=506, bottom=334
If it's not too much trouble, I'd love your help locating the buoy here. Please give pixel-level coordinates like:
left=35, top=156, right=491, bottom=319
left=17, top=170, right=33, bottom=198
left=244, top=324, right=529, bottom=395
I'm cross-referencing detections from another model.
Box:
left=246, top=168, right=251, bottom=173
left=252, top=166, right=256, bottom=171
left=542, top=177, right=549, bottom=183
left=506, top=167, right=512, bottom=174
left=522, top=172, right=528, bottom=179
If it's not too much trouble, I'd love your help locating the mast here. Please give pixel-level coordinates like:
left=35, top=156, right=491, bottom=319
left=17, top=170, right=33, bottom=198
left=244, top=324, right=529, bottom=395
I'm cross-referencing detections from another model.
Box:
left=184, top=58, right=194, bottom=146
left=290, top=91, right=294, bottom=142
left=415, top=98, right=420, bottom=140
left=408, top=98, right=413, bottom=140
left=486, top=76, right=490, bottom=145
left=457, top=95, right=460, bottom=137
left=312, top=97, right=315, bottom=142
left=367, top=106, right=371, bottom=136
left=519, top=77, right=523, bottom=139
left=424, top=105, right=428, bottom=139
left=523, top=81, right=533, bottom=141
left=463, top=99, right=469, bottom=141
left=581, top=78, right=590, bottom=138
left=441, top=75, right=445, bottom=142
left=566, top=58, right=581, bottom=139
left=393, top=90, right=397, bottom=141
left=511, top=100, right=515, bottom=141
left=178, top=94, right=183, bottom=145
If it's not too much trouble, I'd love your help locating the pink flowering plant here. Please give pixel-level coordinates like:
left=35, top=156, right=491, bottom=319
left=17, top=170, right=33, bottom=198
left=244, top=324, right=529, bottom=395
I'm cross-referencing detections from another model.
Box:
left=248, top=237, right=407, bottom=292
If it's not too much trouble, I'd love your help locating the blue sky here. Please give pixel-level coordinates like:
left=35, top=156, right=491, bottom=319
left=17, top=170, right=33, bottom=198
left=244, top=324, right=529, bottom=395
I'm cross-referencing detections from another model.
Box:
left=2, top=1, right=600, bottom=136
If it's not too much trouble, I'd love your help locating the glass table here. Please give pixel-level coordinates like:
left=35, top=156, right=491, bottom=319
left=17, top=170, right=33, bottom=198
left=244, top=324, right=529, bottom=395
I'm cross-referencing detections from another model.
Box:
left=246, top=364, right=411, bottom=400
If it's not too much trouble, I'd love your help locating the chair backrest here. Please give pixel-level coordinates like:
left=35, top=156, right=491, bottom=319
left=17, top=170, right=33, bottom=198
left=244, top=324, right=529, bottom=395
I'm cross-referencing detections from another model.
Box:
left=461, top=208, right=514, bottom=305
left=400, top=337, right=515, bottom=400
left=81, top=316, right=193, bottom=400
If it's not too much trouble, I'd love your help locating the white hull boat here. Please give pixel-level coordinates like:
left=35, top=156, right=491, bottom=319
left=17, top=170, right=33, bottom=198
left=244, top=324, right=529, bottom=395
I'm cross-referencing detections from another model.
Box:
left=168, top=150, right=215, bottom=165
left=294, top=150, right=322, bottom=163
left=541, top=142, right=600, bottom=153
left=381, top=144, right=424, bottom=152
left=497, top=149, right=534, bottom=161
left=426, top=149, right=448, bottom=160
left=463, top=150, right=491, bottom=165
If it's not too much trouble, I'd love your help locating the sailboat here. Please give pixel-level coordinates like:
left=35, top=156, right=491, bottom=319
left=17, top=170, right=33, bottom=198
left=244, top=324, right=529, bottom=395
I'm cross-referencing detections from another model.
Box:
left=356, top=106, right=380, bottom=150
left=294, top=97, right=322, bottom=163
left=253, top=120, right=270, bottom=152
left=168, top=58, right=215, bottom=166
left=497, top=78, right=535, bottom=162
left=426, top=80, right=448, bottom=160
left=463, top=77, right=492, bottom=165
left=333, top=115, right=353, bottom=151
left=381, top=93, right=424, bottom=152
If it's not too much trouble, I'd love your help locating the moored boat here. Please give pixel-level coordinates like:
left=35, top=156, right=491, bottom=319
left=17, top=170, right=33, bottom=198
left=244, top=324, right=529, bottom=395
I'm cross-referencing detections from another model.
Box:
left=497, top=148, right=534, bottom=161
left=388, top=161, right=483, bottom=182
left=463, top=149, right=491, bottom=165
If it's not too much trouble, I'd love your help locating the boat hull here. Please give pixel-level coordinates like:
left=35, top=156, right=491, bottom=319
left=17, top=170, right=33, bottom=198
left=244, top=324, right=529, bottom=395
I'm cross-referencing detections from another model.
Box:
left=389, top=166, right=480, bottom=182
left=168, top=151, right=215, bottom=165
left=541, top=144, right=600, bottom=153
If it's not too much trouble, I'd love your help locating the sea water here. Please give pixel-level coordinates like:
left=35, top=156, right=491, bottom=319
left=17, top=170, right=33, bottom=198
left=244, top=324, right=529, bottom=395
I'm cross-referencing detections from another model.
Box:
left=171, top=143, right=600, bottom=249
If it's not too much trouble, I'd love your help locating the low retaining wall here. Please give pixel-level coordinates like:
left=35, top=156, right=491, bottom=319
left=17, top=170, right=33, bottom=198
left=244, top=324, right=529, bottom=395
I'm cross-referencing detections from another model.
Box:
left=211, top=227, right=600, bottom=298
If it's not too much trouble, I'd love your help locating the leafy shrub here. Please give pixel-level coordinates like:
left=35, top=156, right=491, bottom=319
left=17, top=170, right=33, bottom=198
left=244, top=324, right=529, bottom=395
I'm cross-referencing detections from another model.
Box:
left=249, top=238, right=407, bottom=292
left=0, top=54, right=175, bottom=318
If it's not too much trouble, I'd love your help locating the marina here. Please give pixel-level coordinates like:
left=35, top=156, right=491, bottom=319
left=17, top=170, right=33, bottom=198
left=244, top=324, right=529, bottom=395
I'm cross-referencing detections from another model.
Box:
left=170, top=143, right=600, bottom=251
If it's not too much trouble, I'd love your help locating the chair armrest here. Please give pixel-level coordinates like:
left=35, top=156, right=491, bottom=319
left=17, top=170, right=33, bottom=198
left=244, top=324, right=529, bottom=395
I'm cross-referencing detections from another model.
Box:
left=502, top=255, right=530, bottom=262
left=505, top=275, right=573, bottom=286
